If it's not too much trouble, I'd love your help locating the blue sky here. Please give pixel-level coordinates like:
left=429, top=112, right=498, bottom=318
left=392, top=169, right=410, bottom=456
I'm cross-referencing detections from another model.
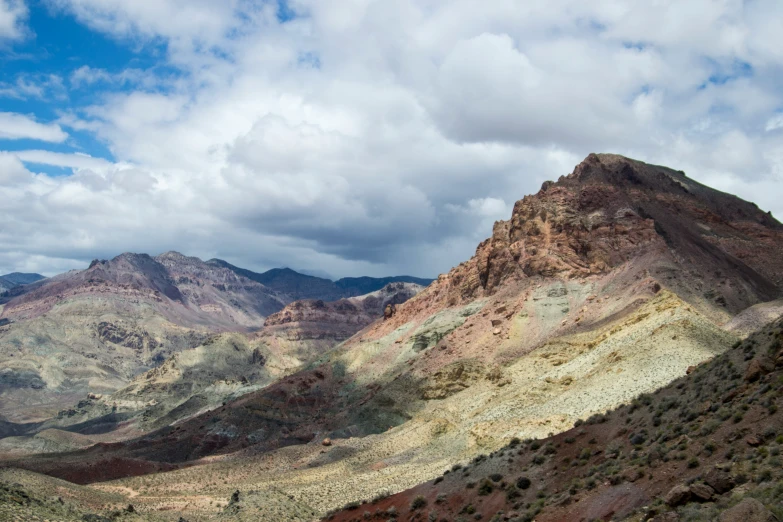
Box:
left=1, top=0, right=782, bottom=278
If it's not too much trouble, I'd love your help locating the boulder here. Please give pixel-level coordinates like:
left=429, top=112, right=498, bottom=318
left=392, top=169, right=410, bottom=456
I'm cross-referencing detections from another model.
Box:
left=664, top=484, right=691, bottom=506
left=322, top=438, right=332, bottom=447
left=704, top=468, right=736, bottom=494
left=745, top=356, right=775, bottom=382
left=718, top=498, right=777, bottom=522
left=689, top=483, right=714, bottom=502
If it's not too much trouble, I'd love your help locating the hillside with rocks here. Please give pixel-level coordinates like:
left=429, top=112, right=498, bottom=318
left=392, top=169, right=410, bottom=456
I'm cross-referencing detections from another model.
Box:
left=1, top=154, right=782, bottom=521
left=326, top=317, right=783, bottom=522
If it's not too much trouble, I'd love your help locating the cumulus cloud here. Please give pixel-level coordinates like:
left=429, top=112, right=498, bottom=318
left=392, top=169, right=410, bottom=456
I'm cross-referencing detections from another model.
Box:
left=0, top=112, right=68, bottom=142
left=0, top=0, right=26, bottom=40
left=1, top=0, right=783, bottom=277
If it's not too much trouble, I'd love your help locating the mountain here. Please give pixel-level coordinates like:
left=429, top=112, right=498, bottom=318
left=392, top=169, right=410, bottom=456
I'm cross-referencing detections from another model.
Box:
left=0, top=282, right=425, bottom=455
left=0, top=251, right=430, bottom=424
left=209, top=259, right=433, bottom=302
left=334, top=275, right=435, bottom=295
left=0, top=273, right=45, bottom=286
left=0, top=252, right=289, bottom=422
left=2, top=154, right=782, bottom=521
left=0, top=272, right=45, bottom=294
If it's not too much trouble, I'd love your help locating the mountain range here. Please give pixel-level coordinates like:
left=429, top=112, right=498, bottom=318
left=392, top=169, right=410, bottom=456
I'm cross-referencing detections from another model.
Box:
left=0, top=251, right=430, bottom=423
left=0, top=153, right=782, bottom=522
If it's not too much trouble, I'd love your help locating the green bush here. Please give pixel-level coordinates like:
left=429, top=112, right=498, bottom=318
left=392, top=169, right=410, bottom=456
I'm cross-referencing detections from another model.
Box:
left=411, top=496, right=427, bottom=510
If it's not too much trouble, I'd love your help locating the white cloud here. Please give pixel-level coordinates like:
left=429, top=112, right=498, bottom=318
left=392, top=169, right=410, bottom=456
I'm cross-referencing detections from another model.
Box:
left=766, top=114, right=783, bottom=132
left=12, top=150, right=113, bottom=169
left=0, top=74, right=66, bottom=100
left=2, top=0, right=783, bottom=278
left=69, top=65, right=148, bottom=88
left=0, top=112, right=68, bottom=142
left=0, top=0, right=27, bottom=40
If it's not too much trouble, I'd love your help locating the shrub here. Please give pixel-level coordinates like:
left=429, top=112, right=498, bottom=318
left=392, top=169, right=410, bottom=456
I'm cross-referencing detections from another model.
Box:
left=478, top=479, right=494, bottom=496
left=516, top=477, right=531, bottom=490
left=687, top=457, right=700, bottom=469
left=586, top=413, right=607, bottom=425
left=489, top=473, right=503, bottom=482
left=372, top=491, right=391, bottom=503
left=411, top=496, right=427, bottom=510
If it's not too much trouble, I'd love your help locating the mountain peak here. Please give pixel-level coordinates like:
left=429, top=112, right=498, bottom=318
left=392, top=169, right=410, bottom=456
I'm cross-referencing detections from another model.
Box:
left=392, top=154, right=783, bottom=323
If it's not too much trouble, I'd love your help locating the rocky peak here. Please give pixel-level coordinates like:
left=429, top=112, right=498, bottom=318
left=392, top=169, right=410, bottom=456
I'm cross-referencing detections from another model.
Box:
left=393, top=154, right=783, bottom=320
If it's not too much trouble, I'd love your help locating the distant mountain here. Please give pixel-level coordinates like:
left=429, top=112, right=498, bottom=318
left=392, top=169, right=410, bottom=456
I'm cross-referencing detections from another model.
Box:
left=1, top=273, right=45, bottom=286
left=0, top=252, right=430, bottom=424
left=208, top=259, right=433, bottom=301
left=334, top=275, right=434, bottom=295
left=0, top=252, right=289, bottom=422
left=0, top=273, right=45, bottom=294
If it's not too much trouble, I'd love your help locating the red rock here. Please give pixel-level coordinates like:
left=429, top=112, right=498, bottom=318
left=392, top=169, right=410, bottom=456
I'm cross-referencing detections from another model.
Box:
left=686, top=365, right=696, bottom=375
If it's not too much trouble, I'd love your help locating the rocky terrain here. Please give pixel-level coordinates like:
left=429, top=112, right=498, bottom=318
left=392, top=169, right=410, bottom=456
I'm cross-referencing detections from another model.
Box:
left=1, top=154, right=782, bottom=521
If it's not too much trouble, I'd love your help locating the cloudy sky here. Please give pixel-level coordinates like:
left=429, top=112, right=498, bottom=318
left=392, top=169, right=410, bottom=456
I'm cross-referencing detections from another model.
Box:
left=1, top=0, right=782, bottom=279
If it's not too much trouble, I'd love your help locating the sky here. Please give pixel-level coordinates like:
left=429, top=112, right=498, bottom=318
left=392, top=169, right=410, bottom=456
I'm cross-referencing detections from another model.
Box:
left=1, top=1, right=782, bottom=279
